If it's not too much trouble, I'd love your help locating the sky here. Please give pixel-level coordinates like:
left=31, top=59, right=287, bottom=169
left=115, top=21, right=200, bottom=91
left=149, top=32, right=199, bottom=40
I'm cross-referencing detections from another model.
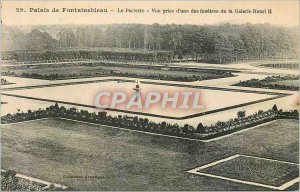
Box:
left=1, top=1, right=299, bottom=27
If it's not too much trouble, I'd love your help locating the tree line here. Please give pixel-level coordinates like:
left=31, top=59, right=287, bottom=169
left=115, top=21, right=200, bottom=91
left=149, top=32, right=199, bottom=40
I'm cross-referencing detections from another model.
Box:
left=2, top=49, right=174, bottom=63
left=2, top=23, right=299, bottom=63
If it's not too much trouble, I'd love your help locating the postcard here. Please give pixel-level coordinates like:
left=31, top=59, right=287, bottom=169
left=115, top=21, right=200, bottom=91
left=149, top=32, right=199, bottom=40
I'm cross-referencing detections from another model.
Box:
left=1, top=0, right=299, bottom=191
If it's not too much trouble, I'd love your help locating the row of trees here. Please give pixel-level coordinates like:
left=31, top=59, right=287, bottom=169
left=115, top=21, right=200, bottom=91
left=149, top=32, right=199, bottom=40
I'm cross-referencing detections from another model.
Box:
left=198, top=108, right=299, bottom=139
left=2, top=104, right=197, bottom=137
left=2, top=49, right=174, bottom=63
left=202, top=109, right=277, bottom=138
left=2, top=23, right=299, bottom=63
left=2, top=104, right=298, bottom=139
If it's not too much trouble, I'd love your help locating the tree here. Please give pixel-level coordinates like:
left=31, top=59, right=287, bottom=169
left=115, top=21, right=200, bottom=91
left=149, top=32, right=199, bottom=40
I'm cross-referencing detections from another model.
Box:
left=258, top=110, right=264, bottom=115
left=160, top=121, right=167, bottom=131
left=133, top=116, right=139, bottom=123
left=196, top=123, right=205, bottom=134
left=237, top=110, right=246, bottom=119
left=98, top=111, right=107, bottom=119
left=57, top=28, right=78, bottom=48
left=144, top=118, right=149, bottom=125
left=272, top=104, right=278, bottom=112
left=54, top=102, right=59, bottom=110
left=182, top=124, right=190, bottom=134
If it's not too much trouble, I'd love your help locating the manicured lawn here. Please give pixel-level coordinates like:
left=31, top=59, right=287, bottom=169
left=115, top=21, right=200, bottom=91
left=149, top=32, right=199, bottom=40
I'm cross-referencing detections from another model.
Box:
left=1, top=119, right=299, bottom=191
left=200, top=155, right=299, bottom=186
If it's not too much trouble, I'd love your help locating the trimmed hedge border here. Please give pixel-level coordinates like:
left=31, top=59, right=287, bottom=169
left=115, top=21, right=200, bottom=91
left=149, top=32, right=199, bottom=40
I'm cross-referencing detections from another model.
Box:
left=1, top=104, right=298, bottom=140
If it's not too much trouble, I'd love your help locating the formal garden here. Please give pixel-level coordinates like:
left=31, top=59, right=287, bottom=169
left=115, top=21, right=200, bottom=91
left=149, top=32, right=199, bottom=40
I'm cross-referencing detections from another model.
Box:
left=2, top=61, right=235, bottom=82
left=1, top=103, right=298, bottom=140
left=234, top=75, right=299, bottom=91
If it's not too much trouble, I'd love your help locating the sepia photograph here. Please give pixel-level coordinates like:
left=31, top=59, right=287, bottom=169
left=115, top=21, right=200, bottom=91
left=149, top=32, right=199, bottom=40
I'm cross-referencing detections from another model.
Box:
left=1, top=0, right=299, bottom=191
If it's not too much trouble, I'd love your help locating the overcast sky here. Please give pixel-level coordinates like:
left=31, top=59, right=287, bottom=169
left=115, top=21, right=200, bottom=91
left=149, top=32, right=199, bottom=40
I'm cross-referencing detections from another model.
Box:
left=2, top=1, right=299, bottom=27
